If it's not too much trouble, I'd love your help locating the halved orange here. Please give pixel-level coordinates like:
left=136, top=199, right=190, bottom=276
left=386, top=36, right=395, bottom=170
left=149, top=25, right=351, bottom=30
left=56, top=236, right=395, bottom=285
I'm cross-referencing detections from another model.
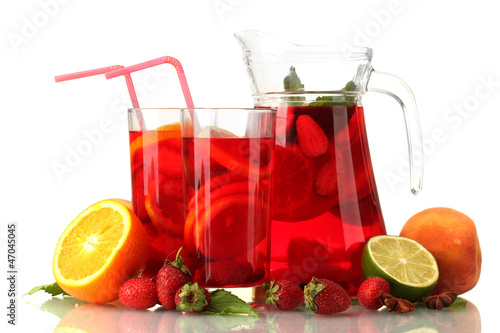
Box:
left=52, top=199, right=150, bottom=303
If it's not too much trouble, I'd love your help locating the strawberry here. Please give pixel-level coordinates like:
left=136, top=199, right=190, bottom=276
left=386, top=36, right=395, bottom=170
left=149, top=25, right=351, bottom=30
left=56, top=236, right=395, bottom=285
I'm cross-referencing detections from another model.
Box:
left=296, top=115, right=328, bottom=159
left=119, top=277, right=158, bottom=309
left=175, top=282, right=212, bottom=313
left=156, top=248, right=192, bottom=310
left=194, top=260, right=252, bottom=287
left=357, top=276, right=391, bottom=310
left=264, top=279, right=304, bottom=310
left=304, top=277, right=351, bottom=315
left=314, top=155, right=344, bottom=197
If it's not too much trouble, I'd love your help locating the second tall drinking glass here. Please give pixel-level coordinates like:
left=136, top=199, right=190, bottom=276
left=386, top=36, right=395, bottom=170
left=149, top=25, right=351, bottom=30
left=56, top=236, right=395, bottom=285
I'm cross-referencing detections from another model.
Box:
left=180, top=108, right=276, bottom=289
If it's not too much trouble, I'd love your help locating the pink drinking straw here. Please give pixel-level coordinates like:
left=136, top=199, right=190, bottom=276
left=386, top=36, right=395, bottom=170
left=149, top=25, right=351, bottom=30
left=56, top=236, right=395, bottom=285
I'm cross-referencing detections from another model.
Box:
left=105, top=56, right=195, bottom=109
left=55, top=65, right=140, bottom=108
left=54, top=65, right=145, bottom=130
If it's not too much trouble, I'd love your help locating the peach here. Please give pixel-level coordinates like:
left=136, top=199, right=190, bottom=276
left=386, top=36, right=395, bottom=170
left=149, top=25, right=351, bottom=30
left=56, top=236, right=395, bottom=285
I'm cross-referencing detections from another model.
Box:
left=399, top=207, right=481, bottom=295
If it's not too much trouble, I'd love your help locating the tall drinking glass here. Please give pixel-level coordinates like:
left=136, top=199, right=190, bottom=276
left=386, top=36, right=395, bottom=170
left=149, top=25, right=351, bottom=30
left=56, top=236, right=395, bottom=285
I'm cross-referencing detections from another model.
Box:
left=180, top=108, right=275, bottom=297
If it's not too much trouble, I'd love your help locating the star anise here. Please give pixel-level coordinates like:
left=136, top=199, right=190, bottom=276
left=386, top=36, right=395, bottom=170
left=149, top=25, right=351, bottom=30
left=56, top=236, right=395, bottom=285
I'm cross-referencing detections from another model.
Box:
left=379, top=292, right=417, bottom=314
left=422, top=291, right=458, bottom=310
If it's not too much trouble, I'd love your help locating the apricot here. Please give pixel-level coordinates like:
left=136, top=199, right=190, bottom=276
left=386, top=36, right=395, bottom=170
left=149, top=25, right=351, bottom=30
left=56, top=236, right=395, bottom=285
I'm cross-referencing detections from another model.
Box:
left=399, top=207, right=481, bottom=295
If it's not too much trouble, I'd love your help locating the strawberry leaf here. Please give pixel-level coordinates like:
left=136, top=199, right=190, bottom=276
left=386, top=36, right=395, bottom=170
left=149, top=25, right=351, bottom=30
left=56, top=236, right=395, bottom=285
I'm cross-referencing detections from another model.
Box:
left=205, top=289, right=259, bottom=316
left=24, top=282, right=70, bottom=297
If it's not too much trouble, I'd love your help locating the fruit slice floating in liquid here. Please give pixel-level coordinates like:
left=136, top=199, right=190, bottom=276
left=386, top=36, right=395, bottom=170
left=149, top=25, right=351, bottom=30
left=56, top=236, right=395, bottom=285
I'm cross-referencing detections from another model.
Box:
left=129, top=123, right=181, bottom=158
left=296, top=114, right=328, bottom=158
left=314, top=153, right=345, bottom=197
left=361, top=235, right=439, bottom=302
left=196, top=126, right=273, bottom=180
left=188, top=180, right=269, bottom=212
left=144, top=195, right=184, bottom=238
left=185, top=194, right=269, bottom=261
left=52, top=199, right=150, bottom=303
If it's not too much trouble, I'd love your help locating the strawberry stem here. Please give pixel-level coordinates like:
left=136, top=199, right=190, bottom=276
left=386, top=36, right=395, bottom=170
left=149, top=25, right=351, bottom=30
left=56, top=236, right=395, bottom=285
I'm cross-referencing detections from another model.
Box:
left=263, top=279, right=280, bottom=308
left=304, top=277, right=325, bottom=312
left=165, top=247, right=191, bottom=276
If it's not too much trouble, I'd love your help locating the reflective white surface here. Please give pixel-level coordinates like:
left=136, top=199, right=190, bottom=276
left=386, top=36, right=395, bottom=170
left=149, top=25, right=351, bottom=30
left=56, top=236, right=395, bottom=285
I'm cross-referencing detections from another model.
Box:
left=19, top=295, right=480, bottom=333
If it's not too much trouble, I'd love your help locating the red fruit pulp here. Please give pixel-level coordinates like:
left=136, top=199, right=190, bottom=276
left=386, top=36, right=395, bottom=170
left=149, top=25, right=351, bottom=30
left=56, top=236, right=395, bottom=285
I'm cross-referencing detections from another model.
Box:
left=183, top=136, right=274, bottom=288
left=268, top=104, right=386, bottom=295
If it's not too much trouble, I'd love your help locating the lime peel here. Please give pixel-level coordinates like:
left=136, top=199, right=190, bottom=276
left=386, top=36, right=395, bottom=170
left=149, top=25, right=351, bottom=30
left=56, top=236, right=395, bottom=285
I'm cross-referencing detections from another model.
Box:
left=362, top=235, right=439, bottom=302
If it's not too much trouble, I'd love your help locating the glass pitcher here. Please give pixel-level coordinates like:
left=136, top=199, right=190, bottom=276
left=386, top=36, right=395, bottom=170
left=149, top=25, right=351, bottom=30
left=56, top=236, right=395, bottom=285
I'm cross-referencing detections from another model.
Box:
left=235, top=30, right=423, bottom=295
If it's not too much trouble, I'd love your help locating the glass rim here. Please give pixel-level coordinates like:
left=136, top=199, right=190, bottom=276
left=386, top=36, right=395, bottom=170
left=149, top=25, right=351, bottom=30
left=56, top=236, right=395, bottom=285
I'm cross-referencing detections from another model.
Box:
left=180, top=107, right=276, bottom=113
left=128, top=107, right=182, bottom=112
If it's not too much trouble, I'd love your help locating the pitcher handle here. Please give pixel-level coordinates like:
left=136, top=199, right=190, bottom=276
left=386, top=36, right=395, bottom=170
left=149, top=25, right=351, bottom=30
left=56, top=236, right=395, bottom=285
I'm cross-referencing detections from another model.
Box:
left=367, top=69, right=423, bottom=195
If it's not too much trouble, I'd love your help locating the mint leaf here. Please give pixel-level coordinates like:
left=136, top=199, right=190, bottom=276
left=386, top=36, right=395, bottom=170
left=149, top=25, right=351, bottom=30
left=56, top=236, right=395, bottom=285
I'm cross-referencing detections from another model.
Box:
left=451, top=299, right=467, bottom=307
left=283, top=66, right=304, bottom=92
left=283, top=66, right=305, bottom=104
left=205, top=289, right=259, bottom=316
left=309, top=81, right=357, bottom=107
left=204, top=314, right=258, bottom=331
left=24, top=282, right=70, bottom=297
left=39, top=298, right=87, bottom=318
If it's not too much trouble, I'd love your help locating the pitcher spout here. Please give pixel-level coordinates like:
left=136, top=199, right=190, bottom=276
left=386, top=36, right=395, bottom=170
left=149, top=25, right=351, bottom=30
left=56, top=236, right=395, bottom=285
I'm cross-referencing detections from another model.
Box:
left=234, top=30, right=373, bottom=97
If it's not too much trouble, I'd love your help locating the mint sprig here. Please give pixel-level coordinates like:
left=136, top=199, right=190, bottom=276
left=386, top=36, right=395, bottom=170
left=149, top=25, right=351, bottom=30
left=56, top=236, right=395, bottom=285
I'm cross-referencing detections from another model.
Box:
left=308, top=80, right=357, bottom=107
left=205, top=289, right=259, bottom=316
left=24, top=282, right=70, bottom=297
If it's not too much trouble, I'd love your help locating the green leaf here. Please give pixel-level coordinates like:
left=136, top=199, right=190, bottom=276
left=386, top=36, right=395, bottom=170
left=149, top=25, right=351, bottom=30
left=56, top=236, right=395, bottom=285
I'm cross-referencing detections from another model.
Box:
left=24, top=282, right=70, bottom=297
left=451, top=299, right=467, bottom=307
left=38, top=297, right=87, bottom=318
left=308, top=80, right=357, bottom=107
left=205, top=289, right=259, bottom=316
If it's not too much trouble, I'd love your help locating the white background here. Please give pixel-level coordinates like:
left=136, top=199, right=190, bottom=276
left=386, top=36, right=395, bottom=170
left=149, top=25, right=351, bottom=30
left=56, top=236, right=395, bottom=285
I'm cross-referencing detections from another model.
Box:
left=1, top=0, right=498, bottom=331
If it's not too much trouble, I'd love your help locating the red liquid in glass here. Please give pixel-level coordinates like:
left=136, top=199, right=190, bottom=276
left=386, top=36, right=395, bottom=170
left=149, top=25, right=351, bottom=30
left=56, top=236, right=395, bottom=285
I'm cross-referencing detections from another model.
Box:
left=129, top=129, right=185, bottom=275
left=182, top=136, right=274, bottom=288
left=269, top=104, right=386, bottom=295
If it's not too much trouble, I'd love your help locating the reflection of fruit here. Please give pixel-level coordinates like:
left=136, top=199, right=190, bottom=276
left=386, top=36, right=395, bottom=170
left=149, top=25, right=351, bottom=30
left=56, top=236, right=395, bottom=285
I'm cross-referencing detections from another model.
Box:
left=186, top=194, right=269, bottom=261
left=361, top=235, right=439, bottom=302
left=156, top=249, right=193, bottom=310
left=357, top=277, right=391, bottom=310
left=400, top=207, right=481, bottom=295
left=52, top=199, right=150, bottom=303
left=194, top=260, right=253, bottom=287
left=119, top=309, right=162, bottom=333
left=296, top=115, right=328, bottom=158
left=304, top=277, right=351, bottom=315
left=119, top=277, right=158, bottom=309
left=157, top=309, right=183, bottom=333
left=55, top=303, right=124, bottom=333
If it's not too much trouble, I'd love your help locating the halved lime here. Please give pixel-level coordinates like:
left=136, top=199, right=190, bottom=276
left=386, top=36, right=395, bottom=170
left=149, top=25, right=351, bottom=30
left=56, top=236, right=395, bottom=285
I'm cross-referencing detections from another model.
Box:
left=361, top=235, right=439, bottom=302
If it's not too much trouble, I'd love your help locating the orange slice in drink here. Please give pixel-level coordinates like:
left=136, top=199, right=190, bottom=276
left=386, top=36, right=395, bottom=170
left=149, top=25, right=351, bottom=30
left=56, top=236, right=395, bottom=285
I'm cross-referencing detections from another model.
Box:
left=144, top=195, right=184, bottom=238
left=197, top=126, right=273, bottom=181
left=129, top=122, right=181, bottom=160
left=185, top=194, right=269, bottom=261
left=52, top=199, right=150, bottom=303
